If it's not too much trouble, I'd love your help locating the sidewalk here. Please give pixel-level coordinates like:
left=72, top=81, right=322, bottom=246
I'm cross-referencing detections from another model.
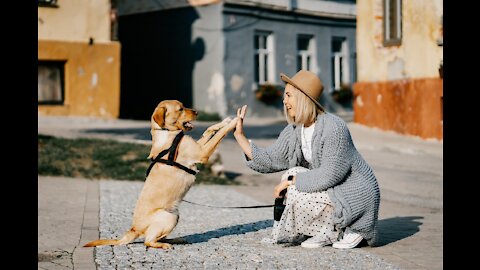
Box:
left=38, top=114, right=443, bottom=269
left=38, top=176, right=99, bottom=270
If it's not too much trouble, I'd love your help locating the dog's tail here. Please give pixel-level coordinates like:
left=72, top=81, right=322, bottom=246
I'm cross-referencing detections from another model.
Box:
left=83, top=228, right=138, bottom=247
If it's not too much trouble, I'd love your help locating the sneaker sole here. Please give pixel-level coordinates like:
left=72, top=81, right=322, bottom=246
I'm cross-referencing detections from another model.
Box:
left=301, top=240, right=334, bottom=248
left=332, top=236, right=362, bottom=249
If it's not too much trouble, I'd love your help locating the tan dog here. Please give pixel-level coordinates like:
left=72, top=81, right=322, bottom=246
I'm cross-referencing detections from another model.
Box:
left=84, top=100, right=237, bottom=249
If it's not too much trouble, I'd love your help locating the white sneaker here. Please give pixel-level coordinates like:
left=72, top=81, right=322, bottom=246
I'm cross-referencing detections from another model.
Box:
left=332, top=232, right=363, bottom=249
left=300, top=235, right=334, bottom=248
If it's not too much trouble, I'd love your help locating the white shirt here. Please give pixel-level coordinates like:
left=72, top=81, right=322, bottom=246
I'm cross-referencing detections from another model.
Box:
left=301, top=123, right=315, bottom=164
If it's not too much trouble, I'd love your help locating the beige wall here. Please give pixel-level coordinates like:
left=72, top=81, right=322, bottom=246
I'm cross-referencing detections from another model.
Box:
left=38, top=0, right=111, bottom=42
left=38, top=40, right=121, bottom=118
left=356, top=0, right=443, bottom=82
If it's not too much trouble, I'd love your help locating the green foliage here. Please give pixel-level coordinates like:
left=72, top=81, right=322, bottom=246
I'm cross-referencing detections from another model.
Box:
left=255, top=83, right=283, bottom=104
left=331, top=84, right=354, bottom=106
left=38, top=135, right=150, bottom=180
left=38, top=135, right=240, bottom=185
left=196, top=111, right=221, bottom=122
left=194, top=163, right=240, bottom=185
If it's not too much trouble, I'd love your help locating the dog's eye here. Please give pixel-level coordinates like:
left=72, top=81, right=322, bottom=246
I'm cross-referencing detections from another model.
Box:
left=179, top=108, right=184, bottom=111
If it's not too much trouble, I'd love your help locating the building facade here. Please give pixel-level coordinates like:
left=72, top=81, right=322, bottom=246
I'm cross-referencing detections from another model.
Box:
left=116, top=0, right=357, bottom=119
left=354, top=0, right=443, bottom=139
left=38, top=0, right=121, bottom=118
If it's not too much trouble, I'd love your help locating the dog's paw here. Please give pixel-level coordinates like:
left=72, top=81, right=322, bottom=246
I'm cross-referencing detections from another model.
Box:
left=222, top=117, right=233, bottom=124
left=145, top=241, right=173, bottom=249
left=226, top=117, right=238, bottom=130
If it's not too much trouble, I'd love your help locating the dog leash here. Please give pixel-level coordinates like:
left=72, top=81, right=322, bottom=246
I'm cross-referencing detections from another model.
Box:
left=182, top=199, right=274, bottom=209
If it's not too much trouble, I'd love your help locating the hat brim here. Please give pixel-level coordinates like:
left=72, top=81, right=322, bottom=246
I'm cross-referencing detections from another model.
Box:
left=280, top=73, right=325, bottom=112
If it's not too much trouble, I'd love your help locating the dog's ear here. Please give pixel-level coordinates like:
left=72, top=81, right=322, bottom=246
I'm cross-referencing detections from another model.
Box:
left=153, top=106, right=166, bottom=127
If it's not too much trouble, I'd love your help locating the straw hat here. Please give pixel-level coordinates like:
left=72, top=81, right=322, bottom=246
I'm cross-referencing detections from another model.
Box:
left=280, top=70, right=325, bottom=111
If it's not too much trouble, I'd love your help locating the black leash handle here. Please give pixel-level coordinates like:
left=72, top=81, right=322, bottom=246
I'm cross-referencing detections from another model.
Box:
left=182, top=199, right=274, bottom=209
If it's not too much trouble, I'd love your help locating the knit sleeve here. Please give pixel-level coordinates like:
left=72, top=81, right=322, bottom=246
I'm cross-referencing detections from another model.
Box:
left=295, top=121, right=353, bottom=192
left=244, top=125, right=293, bottom=173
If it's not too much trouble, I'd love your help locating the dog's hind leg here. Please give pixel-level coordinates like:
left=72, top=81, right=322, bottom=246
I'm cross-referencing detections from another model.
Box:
left=145, top=235, right=172, bottom=249
left=144, top=210, right=179, bottom=249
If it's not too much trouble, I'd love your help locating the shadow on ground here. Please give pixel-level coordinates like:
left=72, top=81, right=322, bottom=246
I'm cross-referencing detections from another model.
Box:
left=375, top=216, right=423, bottom=247
left=129, top=216, right=420, bottom=247
left=175, top=220, right=273, bottom=244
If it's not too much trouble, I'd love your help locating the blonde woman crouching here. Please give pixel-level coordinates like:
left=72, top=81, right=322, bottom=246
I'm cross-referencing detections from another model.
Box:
left=233, top=70, right=380, bottom=249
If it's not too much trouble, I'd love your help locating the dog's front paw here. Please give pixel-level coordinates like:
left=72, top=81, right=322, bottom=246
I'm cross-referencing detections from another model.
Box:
left=206, top=117, right=232, bottom=133
left=226, top=117, right=238, bottom=131
left=222, top=117, right=233, bottom=124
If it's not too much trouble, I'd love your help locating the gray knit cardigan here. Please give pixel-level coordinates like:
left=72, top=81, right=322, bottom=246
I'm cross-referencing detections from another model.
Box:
left=245, top=112, right=380, bottom=246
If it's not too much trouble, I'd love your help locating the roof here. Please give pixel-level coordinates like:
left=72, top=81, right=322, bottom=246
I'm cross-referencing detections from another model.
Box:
left=116, top=0, right=355, bottom=19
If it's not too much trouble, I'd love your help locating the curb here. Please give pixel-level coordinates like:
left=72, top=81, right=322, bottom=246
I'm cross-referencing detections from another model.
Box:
left=73, top=180, right=99, bottom=269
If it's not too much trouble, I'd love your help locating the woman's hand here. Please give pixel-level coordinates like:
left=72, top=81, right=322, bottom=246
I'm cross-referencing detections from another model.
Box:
left=234, top=105, right=247, bottom=137
left=233, top=105, right=253, bottom=160
left=273, top=180, right=290, bottom=198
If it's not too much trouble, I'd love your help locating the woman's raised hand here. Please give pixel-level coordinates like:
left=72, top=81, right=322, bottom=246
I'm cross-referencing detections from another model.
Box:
left=233, top=105, right=252, bottom=159
left=234, top=105, right=247, bottom=136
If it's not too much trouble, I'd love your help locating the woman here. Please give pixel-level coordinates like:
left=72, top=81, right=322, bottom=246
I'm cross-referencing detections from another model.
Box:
left=233, top=70, right=380, bottom=249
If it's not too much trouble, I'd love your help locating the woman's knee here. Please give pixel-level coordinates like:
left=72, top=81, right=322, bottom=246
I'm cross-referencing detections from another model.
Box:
left=281, top=166, right=310, bottom=182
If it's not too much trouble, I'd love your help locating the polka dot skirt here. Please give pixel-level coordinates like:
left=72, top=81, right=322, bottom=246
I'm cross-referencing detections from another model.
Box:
left=268, top=167, right=339, bottom=244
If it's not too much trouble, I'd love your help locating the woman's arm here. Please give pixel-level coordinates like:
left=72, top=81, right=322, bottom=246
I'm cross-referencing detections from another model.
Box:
left=233, top=105, right=291, bottom=173
left=233, top=105, right=252, bottom=160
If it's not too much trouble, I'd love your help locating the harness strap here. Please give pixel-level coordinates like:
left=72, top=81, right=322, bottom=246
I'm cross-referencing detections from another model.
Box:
left=168, top=130, right=184, bottom=161
left=146, top=131, right=197, bottom=177
left=156, top=159, right=197, bottom=175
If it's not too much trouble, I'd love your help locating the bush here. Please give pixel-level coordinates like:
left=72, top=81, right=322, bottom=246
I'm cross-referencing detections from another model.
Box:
left=331, top=84, right=353, bottom=105
left=255, top=84, right=283, bottom=104
left=196, top=111, right=221, bottom=121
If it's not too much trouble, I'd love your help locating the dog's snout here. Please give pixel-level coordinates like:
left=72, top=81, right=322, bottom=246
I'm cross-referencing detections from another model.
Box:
left=193, top=110, right=198, bottom=116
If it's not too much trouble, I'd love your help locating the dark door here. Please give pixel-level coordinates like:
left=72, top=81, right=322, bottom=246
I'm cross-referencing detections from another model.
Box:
left=118, top=7, right=200, bottom=120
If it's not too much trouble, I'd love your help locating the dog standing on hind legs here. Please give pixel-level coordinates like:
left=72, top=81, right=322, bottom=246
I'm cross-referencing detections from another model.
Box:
left=83, top=100, right=238, bottom=249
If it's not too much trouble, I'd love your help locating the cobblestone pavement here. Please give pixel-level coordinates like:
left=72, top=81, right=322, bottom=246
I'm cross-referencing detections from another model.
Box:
left=95, top=180, right=400, bottom=270
left=38, top=115, right=443, bottom=269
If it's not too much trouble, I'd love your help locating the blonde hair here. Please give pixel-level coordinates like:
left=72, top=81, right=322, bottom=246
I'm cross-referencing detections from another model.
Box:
left=283, top=84, right=323, bottom=125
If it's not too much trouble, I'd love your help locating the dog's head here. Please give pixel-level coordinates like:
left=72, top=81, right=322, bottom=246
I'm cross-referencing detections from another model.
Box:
left=151, top=100, right=198, bottom=131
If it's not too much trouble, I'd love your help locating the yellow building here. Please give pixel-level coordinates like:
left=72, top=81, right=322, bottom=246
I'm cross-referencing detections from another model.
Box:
left=38, top=0, right=121, bottom=118
left=354, top=0, right=443, bottom=140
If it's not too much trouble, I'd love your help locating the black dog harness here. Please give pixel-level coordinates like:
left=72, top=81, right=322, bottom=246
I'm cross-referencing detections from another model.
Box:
left=146, top=131, right=197, bottom=177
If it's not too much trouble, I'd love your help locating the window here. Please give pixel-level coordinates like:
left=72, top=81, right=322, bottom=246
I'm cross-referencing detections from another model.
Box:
left=254, top=31, right=275, bottom=84
left=297, top=35, right=316, bottom=72
left=38, top=61, right=65, bottom=105
left=384, top=0, right=402, bottom=46
left=331, top=37, right=350, bottom=91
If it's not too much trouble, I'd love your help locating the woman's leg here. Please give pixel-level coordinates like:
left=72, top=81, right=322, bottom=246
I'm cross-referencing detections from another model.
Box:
left=263, top=167, right=309, bottom=244
left=267, top=167, right=338, bottom=246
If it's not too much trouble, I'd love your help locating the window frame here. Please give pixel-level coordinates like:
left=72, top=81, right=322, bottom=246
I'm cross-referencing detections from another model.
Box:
left=297, top=34, right=316, bottom=73
left=254, top=31, right=275, bottom=85
left=331, top=37, right=350, bottom=91
left=38, top=60, right=66, bottom=105
left=383, top=0, right=402, bottom=46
